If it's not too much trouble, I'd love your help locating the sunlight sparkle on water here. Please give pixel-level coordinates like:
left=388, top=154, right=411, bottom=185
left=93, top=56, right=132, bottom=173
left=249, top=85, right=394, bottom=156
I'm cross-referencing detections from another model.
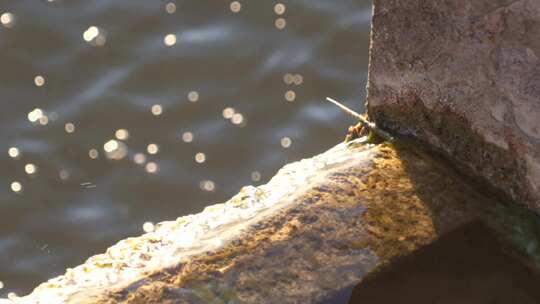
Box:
left=281, top=137, right=292, bottom=148
left=199, top=180, right=216, bottom=192
left=27, top=108, right=44, bottom=123
left=25, top=163, right=37, bottom=175
left=88, top=149, right=99, bottom=159
left=251, top=171, right=261, bottom=182
left=182, top=132, right=193, bottom=143
left=1, top=12, right=14, bottom=28
left=285, top=90, right=296, bottom=102
left=231, top=113, right=244, bottom=125
left=142, top=222, right=155, bottom=233
left=104, top=139, right=119, bottom=153
left=115, top=129, right=129, bottom=140
left=8, top=147, right=20, bottom=158
left=188, top=91, right=199, bottom=102
left=230, top=1, right=241, bottom=13
left=164, top=34, right=176, bottom=46
left=34, top=75, right=45, bottom=87
left=195, top=152, right=206, bottom=163
left=65, top=122, right=76, bottom=133
left=165, top=2, right=176, bottom=14
left=10, top=181, right=22, bottom=193
left=293, top=74, right=303, bottom=85
left=275, top=18, right=286, bottom=30
left=222, top=107, right=235, bottom=119
left=83, top=26, right=100, bottom=42
left=39, top=115, right=49, bottom=125
left=145, top=162, right=159, bottom=174
left=151, top=104, right=163, bottom=116
left=283, top=73, right=294, bottom=85
left=104, top=140, right=127, bottom=160
left=147, top=144, right=159, bottom=155
left=133, top=153, right=146, bottom=165
left=274, top=3, right=286, bottom=15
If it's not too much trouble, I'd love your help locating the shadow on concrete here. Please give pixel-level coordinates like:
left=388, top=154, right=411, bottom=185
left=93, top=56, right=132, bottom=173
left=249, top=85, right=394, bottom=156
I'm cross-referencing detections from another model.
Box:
left=348, top=221, right=540, bottom=304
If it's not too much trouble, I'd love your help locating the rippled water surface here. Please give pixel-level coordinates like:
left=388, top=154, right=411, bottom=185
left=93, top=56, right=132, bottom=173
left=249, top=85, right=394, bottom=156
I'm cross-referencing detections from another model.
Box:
left=0, top=0, right=371, bottom=295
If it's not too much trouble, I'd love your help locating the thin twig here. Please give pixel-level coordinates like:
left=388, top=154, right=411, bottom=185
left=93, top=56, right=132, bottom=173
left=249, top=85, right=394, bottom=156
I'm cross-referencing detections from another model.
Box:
left=326, top=97, right=394, bottom=141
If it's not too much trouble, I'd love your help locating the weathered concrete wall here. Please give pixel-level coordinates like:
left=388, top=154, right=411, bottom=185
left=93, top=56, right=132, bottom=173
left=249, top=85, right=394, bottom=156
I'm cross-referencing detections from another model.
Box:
left=367, top=0, right=540, bottom=212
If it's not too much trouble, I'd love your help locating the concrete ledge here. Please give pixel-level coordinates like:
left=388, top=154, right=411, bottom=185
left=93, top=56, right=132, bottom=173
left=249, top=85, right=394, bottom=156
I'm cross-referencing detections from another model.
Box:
left=7, top=138, right=524, bottom=303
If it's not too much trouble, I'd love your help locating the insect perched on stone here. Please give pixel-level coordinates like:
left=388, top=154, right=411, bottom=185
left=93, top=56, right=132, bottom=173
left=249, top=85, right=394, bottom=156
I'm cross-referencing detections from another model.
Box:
left=346, top=122, right=368, bottom=142
left=325, top=97, right=394, bottom=142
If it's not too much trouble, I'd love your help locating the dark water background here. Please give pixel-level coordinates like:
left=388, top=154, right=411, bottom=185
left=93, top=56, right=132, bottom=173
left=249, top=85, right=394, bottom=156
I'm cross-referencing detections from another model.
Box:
left=0, top=0, right=372, bottom=296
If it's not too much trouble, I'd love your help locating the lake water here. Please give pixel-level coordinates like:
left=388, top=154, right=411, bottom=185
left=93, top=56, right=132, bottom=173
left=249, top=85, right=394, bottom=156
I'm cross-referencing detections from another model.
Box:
left=0, top=0, right=372, bottom=295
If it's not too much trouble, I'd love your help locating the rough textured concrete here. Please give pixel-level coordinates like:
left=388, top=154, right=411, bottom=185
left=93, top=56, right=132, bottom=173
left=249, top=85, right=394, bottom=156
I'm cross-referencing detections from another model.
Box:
left=367, top=0, right=540, bottom=213
left=4, top=139, right=540, bottom=303
left=3, top=139, right=501, bottom=303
